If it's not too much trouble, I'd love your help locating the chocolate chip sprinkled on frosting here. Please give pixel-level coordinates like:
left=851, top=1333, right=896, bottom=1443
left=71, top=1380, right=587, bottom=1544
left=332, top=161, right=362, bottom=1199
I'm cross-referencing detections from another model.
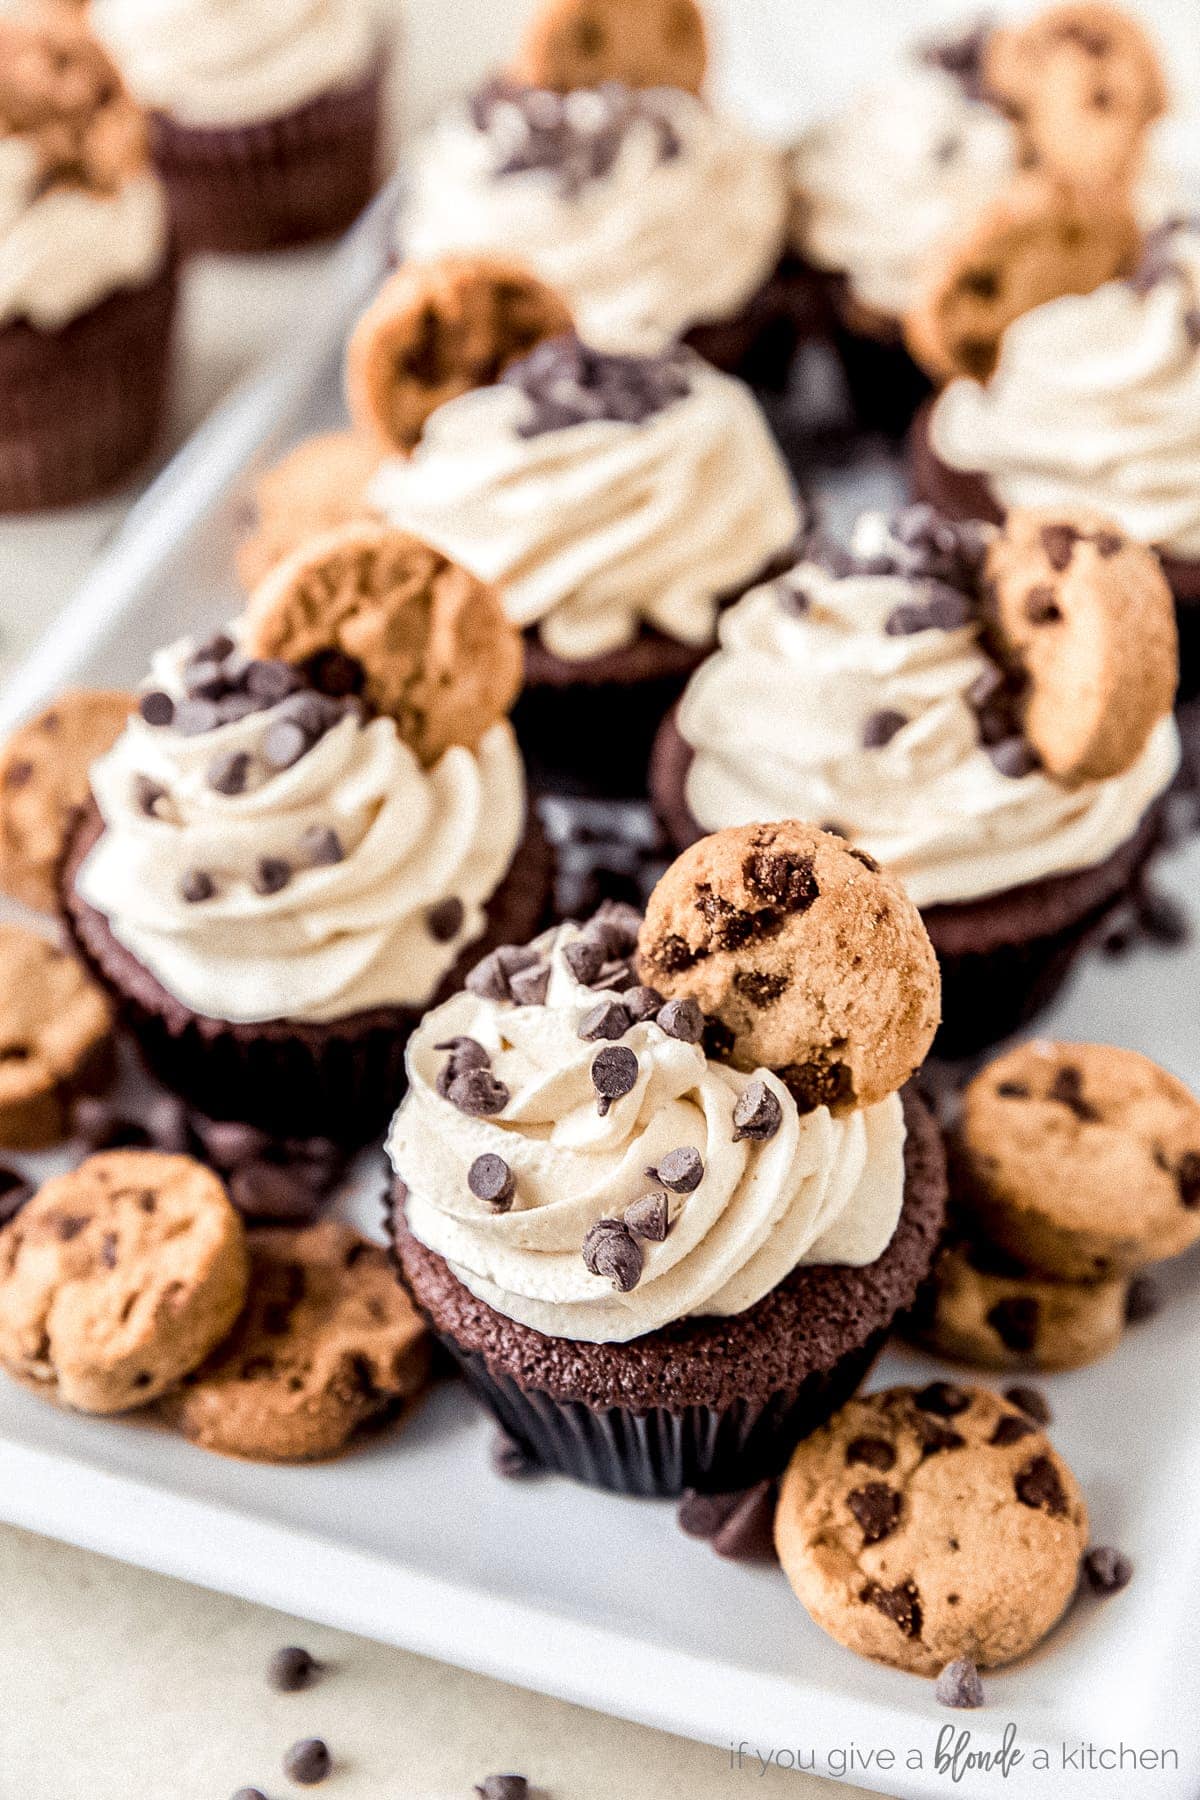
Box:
left=426, top=896, right=465, bottom=942
left=578, top=999, right=631, bottom=1041
left=468, top=1152, right=516, bottom=1211
left=253, top=856, right=291, bottom=896
left=180, top=868, right=215, bottom=904
left=502, top=333, right=693, bottom=438
left=139, top=690, right=175, bottom=727
left=590, top=1043, right=638, bottom=1114
left=508, top=961, right=551, bottom=1006
left=448, top=1066, right=510, bottom=1117
left=581, top=1217, right=643, bottom=1292
left=470, top=75, right=682, bottom=196
left=655, top=1145, right=704, bottom=1193
left=862, top=708, right=907, bottom=749
left=625, top=983, right=663, bottom=1022
left=207, top=749, right=250, bottom=796
left=299, top=825, right=344, bottom=866
left=731, top=1080, right=782, bottom=1142
left=624, top=1190, right=672, bottom=1241
left=655, top=996, right=703, bottom=1042
left=133, top=774, right=167, bottom=818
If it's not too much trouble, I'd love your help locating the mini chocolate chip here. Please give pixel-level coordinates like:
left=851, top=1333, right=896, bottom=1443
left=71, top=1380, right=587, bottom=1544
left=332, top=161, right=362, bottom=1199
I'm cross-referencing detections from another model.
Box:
left=199, top=1118, right=272, bottom=1169
left=300, top=825, right=344, bottom=866
left=707, top=1480, right=780, bottom=1563
left=885, top=602, right=933, bottom=637
left=138, top=690, right=175, bottom=726
left=231, top=1789, right=268, bottom=1800
left=578, top=999, right=630, bottom=1041
left=1004, top=1384, right=1051, bottom=1425
left=590, top=1044, right=638, bottom=1113
left=1094, top=530, right=1124, bottom=557
left=465, top=951, right=511, bottom=1001
left=996, top=1080, right=1030, bottom=1098
left=173, top=698, right=222, bottom=737
left=1024, top=583, right=1062, bottom=624
left=193, top=632, right=236, bottom=664
left=448, top=1068, right=510, bottom=1117
left=282, top=1738, right=331, bottom=1785
left=861, top=1579, right=922, bottom=1639
left=217, top=694, right=260, bottom=726
left=967, top=663, right=1005, bottom=710
left=916, top=1417, right=966, bottom=1457
left=491, top=1429, right=539, bottom=1479
left=926, top=587, right=974, bottom=629
left=1138, top=887, right=1189, bottom=946
left=306, top=649, right=363, bottom=698
left=587, top=898, right=642, bottom=956
left=655, top=996, right=703, bottom=1043
left=2, top=761, right=31, bottom=789
left=655, top=1146, right=704, bottom=1192
left=863, top=709, right=907, bottom=749
left=915, top=1380, right=971, bottom=1417
left=245, top=659, right=303, bottom=703
left=254, top=857, right=292, bottom=896
left=427, top=896, right=465, bottom=942
left=731, top=1080, right=782, bottom=1143
left=1040, top=523, right=1080, bottom=571
left=1048, top=1064, right=1100, bottom=1122
left=1125, top=1272, right=1162, bottom=1324
left=564, top=937, right=605, bottom=984
left=989, top=1412, right=1037, bottom=1448
left=230, top=1161, right=321, bottom=1224
left=847, top=1483, right=902, bottom=1544
left=623, top=1190, right=671, bottom=1241
left=1083, top=1546, right=1133, bottom=1594
left=581, top=1217, right=643, bottom=1292
left=208, top=750, right=251, bottom=796
left=988, top=736, right=1040, bottom=779
left=475, top=1779, right=529, bottom=1800
left=1176, top=1151, right=1200, bottom=1208
left=936, top=1659, right=985, bottom=1709
left=468, top=1153, right=516, bottom=1211
left=1014, top=1453, right=1068, bottom=1515
left=133, top=774, right=166, bottom=817
left=847, top=1436, right=896, bottom=1471
left=180, top=868, right=216, bottom=904
left=624, top=984, right=663, bottom=1022
left=268, top=1645, right=321, bottom=1692
left=263, top=718, right=311, bottom=771
left=508, top=962, right=550, bottom=1006
left=146, top=1094, right=192, bottom=1154
left=987, top=1295, right=1040, bottom=1354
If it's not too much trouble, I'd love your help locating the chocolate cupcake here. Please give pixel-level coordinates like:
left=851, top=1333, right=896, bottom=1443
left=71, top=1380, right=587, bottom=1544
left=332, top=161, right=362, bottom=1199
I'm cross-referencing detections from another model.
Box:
left=92, top=0, right=383, bottom=253
left=0, top=15, right=176, bottom=511
left=651, top=505, right=1180, bottom=1053
left=912, top=219, right=1200, bottom=680
left=395, top=0, right=817, bottom=391
left=348, top=258, right=801, bottom=793
left=387, top=824, right=947, bottom=1496
left=60, top=526, right=552, bottom=1144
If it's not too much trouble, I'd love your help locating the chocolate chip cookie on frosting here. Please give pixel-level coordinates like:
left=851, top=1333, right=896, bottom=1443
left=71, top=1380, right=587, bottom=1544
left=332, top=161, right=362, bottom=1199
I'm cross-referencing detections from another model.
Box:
left=0, top=11, right=175, bottom=510
left=60, top=526, right=552, bottom=1145
left=387, top=826, right=946, bottom=1496
left=651, top=502, right=1179, bottom=1051
left=394, top=0, right=812, bottom=388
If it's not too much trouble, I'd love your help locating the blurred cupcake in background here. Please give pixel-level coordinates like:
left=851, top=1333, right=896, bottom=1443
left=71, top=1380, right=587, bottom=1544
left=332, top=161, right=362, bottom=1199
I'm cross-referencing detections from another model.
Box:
left=92, top=0, right=383, bottom=253
left=0, top=11, right=175, bottom=510
left=395, top=0, right=816, bottom=393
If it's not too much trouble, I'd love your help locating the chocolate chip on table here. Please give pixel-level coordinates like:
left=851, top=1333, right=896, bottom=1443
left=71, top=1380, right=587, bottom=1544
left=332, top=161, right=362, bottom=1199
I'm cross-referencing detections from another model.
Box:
left=731, top=1080, right=783, bottom=1142
left=677, top=1481, right=779, bottom=1562
left=198, top=1118, right=273, bottom=1170
left=231, top=1789, right=268, bottom=1800
left=655, top=996, right=704, bottom=1043
left=624, top=984, right=663, bottom=1022
left=475, top=1778, right=529, bottom=1800
left=300, top=826, right=344, bottom=867
left=491, top=1428, right=540, bottom=1479
left=654, top=1146, right=704, bottom=1192
left=577, top=999, right=630, bottom=1041
left=71, top=1096, right=150, bottom=1151
left=1014, top=1454, right=1068, bottom=1516
left=254, top=857, right=292, bottom=896
left=1083, top=1547, right=1133, bottom=1594
left=268, top=1645, right=322, bottom=1692
left=282, top=1738, right=332, bottom=1785
left=180, top=868, right=216, bottom=904
left=448, top=1068, right=511, bottom=1118
left=207, top=749, right=251, bottom=796
left=426, top=896, right=465, bottom=942
left=507, top=962, right=550, bottom=1007
left=139, top=690, right=175, bottom=727
left=847, top=1482, right=903, bottom=1544
left=0, top=1166, right=33, bottom=1227
left=230, top=1160, right=322, bottom=1224
left=581, top=1217, right=643, bottom=1292
left=590, top=1044, right=638, bottom=1115
left=915, top=1381, right=971, bottom=1417
left=1004, top=1384, right=1051, bottom=1425
left=1124, top=1272, right=1162, bottom=1325
left=468, top=1153, right=516, bottom=1211
left=623, top=1190, right=671, bottom=1241
left=862, top=708, right=907, bottom=749
left=1137, top=886, right=1189, bottom=947
left=935, top=1658, right=985, bottom=1709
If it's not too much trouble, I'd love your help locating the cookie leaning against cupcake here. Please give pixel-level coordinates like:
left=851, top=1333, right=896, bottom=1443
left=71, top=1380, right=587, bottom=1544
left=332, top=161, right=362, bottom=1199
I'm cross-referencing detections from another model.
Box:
left=395, top=0, right=815, bottom=389
left=0, top=12, right=176, bottom=511
left=91, top=0, right=383, bottom=253
left=387, top=821, right=947, bottom=1497
left=788, top=1, right=1162, bottom=434
left=651, top=502, right=1180, bottom=1053
left=59, top=524, right=552, bottom=1144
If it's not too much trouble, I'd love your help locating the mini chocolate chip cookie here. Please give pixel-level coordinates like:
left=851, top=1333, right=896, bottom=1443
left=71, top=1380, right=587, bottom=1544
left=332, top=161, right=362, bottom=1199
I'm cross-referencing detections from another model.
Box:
left=955, top=1040, right=1200, bottom=1279
left=346, top=255, right=573, bottom=455
left=0, top=689, right=134, bottom=914
left=236, top=432, right=381, bottom=592
left=161, top=1221, right=430, bottom=1461
left=775, top=1383, right=1087, bottom=1674
left=636, top=823, right=940, bottom=1111
left=908, top=1234, right=1129, bottom=1371
left=244, top=521, right=524, bottom=766
left=984, top=507, right=1177, bottom=784
left=0, top=1151, right=248, bottom=1413
left=0, top=925, right=114, bottom=1149
left=904, top=176, right=1139, bottom=385
left=508, top=0, right=708, bottom=96
left=984, top=2, right=1167, bottom=192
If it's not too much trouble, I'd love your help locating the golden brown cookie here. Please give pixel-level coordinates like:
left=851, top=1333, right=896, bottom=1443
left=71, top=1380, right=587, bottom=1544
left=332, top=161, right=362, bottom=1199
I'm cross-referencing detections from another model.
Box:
left=0, top=14, right=148, bottom=194
left=956, top=1040, right=1200, bottom=1279
left=984, top=507, right=1177, bottom=783
left=243, top=521, right=524, bottom=766
left=909, top=1235, right=1128, bottom=1371
left=346, top=256, right=574, bottom=456
left=775, top=1382, right=1088, bottom=1674
left=984, top=3, right=1167, bottom=192
left=636, top=823, right=940, bottom=1112
left=904, top=177, right=1139, bottom=384
left=509, top=0, right=708, bottom=95
left=0, top=926, right=113, bottom=1149
left=236, top=432, right=381, bottom=592
left=161, top=1221, right=430, bottom=1461
left=0, top=687, right=134, bottom=914
left=0, top=1152, right=248, bottom=1413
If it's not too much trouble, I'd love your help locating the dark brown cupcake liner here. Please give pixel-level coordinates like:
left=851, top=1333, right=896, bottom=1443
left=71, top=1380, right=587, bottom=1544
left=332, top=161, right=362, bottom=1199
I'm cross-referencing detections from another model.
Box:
left=683, top=253, right=832, bottom=395
left=59, top=798, right=554, bottom=1147
left=149, top=60, right=383, bottom=254
left=649, top=706, right=1166, bottom=1056
left=0, top=255, right=177, bottom=512
left=388, top=1086, right=947, bottom=1497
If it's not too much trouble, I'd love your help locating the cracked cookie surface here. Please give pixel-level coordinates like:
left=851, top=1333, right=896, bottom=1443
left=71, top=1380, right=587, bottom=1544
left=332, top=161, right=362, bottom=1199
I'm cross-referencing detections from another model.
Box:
left=775, top=1382, right=1087, bottom=1674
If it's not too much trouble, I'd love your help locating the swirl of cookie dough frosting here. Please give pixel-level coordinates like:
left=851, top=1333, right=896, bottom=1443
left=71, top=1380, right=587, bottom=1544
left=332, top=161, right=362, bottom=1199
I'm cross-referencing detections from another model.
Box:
left=677, top=512, right=1179, bottom=908
left=388, top=919, right=907, bottom=1343
left=399, top=81, right=790, bottom=355
left=75, top=634, right=525, bottom=1024
left=368, top=340, right=800, bottom=661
